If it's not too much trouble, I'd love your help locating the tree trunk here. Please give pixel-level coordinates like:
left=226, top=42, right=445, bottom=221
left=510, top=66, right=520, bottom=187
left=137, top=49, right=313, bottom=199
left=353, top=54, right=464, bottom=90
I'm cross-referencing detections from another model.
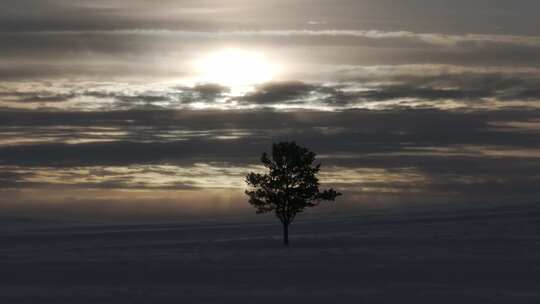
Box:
left=283, top=223, right=289, bottom=246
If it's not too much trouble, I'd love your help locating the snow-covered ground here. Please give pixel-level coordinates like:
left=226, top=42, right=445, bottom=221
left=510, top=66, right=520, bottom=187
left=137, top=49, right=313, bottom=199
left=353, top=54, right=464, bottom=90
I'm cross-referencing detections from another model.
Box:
left=1, top=204, right=539, bottom=303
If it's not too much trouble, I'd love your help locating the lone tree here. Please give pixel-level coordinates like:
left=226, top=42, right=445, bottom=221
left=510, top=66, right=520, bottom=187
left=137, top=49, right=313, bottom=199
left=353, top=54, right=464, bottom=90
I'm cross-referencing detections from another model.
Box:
left=245, top=142, right=341, bottom=246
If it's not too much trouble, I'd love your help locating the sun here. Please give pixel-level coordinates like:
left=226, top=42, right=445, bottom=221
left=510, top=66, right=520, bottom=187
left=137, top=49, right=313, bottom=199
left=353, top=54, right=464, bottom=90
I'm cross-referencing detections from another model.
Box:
left=194, top=48, right=278, bottom=90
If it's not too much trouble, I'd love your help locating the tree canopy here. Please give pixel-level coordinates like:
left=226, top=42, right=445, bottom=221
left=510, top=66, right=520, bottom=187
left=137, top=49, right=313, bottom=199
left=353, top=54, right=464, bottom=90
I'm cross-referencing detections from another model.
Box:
left=245, top=141, right=341, bottom=245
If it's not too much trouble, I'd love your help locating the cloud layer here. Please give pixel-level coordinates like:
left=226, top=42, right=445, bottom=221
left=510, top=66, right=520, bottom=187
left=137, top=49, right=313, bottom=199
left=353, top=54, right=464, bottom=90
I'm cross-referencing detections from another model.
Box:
left=2, top=1, right=540, bottom=221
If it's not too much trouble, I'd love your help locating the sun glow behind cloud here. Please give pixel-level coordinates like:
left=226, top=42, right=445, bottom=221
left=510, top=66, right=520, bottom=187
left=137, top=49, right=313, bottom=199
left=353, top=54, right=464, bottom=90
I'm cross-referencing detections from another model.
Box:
left=193, top=48, right=280, bottom=93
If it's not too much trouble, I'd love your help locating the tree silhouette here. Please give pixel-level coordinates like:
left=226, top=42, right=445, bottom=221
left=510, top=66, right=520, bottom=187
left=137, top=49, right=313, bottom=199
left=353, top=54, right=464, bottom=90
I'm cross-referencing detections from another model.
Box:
left=245, top=142, right=341, bottom=246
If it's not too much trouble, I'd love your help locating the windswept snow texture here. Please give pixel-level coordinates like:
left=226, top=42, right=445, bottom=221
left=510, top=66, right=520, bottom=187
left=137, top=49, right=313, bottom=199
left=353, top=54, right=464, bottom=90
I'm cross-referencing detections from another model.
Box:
left=1, top=205, right=539, bottom=303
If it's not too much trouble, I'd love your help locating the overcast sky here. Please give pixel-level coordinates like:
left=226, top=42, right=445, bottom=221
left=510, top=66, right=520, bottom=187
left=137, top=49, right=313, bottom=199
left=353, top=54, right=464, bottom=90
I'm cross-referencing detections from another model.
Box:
left=1, top=0, right=539, bottom=222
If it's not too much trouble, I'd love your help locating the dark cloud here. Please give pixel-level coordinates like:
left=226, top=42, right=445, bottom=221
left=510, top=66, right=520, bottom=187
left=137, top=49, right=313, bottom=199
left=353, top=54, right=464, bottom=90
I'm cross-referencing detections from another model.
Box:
left=177, top=84, right=230, bottom=104
left=0, top=91, right=77, bottom=103
left=0, top=170, right=37, bottom=188
left=0, top=107, right=539, bottom=202
left=235, top=71, right=540, bottom=107
left=4, top=70, right=540, bottom=111
left=242, top=81, right=317, bottom=104
left=2, top=0, right=540, bottom=35
left=332, top=68, right=540, bottom=105
left=1, top=108, right=539, bottom=165
left=357, top=86, right=489, bottom=102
